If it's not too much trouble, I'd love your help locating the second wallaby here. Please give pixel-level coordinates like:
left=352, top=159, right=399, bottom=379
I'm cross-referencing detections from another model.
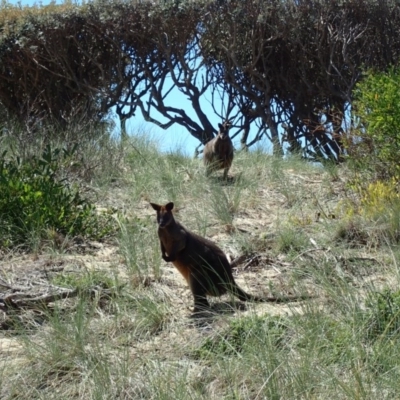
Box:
left=150, top=201, right=305, bottom=312
left=203, top=121, right=234, bottom=179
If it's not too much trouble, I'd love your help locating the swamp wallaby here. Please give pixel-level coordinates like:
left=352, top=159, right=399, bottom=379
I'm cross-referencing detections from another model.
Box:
left=203, top=121, right=234, bottom=179
left=150, top=201, right=305, bottom=312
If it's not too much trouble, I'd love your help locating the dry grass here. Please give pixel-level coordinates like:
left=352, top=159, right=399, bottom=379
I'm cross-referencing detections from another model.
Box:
left=1, top=136, right=400, bottom=399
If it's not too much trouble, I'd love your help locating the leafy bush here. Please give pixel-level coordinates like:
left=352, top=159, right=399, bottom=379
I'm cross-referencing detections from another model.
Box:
left=342, top=69, right=400, bottom=243
left=0, top=145, right=114, bottom=249
left=342, top=178, right=399, bottom=218
left=359, top=179, right=399, bottom=216
left=338, top=179, right=400, bottom=244
left=351, top=68, right=400, bottom=180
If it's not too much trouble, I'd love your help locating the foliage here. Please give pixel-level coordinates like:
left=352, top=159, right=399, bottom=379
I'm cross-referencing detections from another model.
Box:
left=365, top=289, right=400, bottom=340
left=338, top=68, right=400, bottom=243
left=359, top=179, right=400, bottom=218
left=351, top=68, right=400, bottom=179
left=201, top=0, right=400, bottom=158
left=338, top=178, right=400, bottom=244
left=344, top=178, right=400, bottom=218
left=0, top=145, right=114, bottom=249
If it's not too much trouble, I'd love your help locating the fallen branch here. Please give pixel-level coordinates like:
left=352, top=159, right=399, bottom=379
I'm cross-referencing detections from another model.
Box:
left=0, top=278, right=32, bottom=291
left=243, top=255, right=261, bottom=270
left=291, top=247, right=329, bottom=262
left=0, top=285, right=117, bottom=312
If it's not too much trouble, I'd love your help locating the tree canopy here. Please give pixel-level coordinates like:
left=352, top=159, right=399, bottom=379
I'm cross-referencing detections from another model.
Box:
left=0, top=0, right=399, bottom=160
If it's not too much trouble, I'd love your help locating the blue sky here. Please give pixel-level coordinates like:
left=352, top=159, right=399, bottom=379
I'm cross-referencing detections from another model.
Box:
left=4, top=0, right=272, bottom=155
left=124, top=84, right=225, bottom=155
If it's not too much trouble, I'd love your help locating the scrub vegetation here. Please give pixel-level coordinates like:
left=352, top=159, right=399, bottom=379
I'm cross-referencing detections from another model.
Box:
left=2, top=0, right=400, bottom=398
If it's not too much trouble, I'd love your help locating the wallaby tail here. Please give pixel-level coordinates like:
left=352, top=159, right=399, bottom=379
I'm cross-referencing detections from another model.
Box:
left=229, top=284, right=263, bottom=302
left=230, top=283, right=312, bottom=303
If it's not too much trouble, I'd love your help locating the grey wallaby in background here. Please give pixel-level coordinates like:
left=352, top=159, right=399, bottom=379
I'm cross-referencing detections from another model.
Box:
left=203, top=121, right=234, bottom=179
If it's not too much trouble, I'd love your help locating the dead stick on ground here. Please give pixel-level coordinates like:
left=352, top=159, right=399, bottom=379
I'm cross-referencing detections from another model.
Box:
left=0, top=286, right=117, bottom=311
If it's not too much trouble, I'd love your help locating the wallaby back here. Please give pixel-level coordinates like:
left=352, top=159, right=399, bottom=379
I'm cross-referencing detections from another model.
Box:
left=203, top=121, right=234, bottom=179
left=150, top=202, right=304, bottom=312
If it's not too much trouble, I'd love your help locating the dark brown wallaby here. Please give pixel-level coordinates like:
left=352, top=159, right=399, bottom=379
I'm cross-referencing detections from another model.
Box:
left=150, top=202, right=306, bottom=312
left=203, top=121, right=234, bottom=179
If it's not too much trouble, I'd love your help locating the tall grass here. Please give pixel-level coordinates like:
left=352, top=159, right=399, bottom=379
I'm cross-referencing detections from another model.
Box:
left=2, top=133, right=400, bottom=399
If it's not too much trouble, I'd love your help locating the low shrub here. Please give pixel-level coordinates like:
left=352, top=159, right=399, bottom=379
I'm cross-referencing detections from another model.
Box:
left=365, top=289, right=400, bottom=341
left=0, top=145, right=115, bottom=249
left=350, top=67, right=400, bottom=180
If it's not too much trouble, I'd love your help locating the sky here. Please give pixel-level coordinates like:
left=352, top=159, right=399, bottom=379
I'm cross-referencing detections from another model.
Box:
left=122, top=84, right=273, bottom=155
left=123, top=84, right=226, bottom=155
left=4, top=0, right=272, bottom=155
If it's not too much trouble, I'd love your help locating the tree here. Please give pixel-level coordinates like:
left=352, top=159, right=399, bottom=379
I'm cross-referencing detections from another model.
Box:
left=200, top=0, right=400, bottom=159
left=1, top=0, right=400, bottom=159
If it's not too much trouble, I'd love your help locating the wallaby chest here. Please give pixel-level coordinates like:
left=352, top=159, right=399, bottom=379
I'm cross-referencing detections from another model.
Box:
left=158, top=223, right=187, bottom=255
left=213, top=138, right=233, bottom=160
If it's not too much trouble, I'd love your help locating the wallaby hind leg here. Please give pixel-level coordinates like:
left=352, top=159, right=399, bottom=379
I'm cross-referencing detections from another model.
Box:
left=223, top=167, right=229, bottom=180
left=189, top=273, right=210, bottom=312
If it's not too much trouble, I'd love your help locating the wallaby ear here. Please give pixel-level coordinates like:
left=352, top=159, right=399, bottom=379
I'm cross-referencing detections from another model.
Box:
left=165, top=202, right=174, bottom=211
left=150, top=202, right=161, bottom=211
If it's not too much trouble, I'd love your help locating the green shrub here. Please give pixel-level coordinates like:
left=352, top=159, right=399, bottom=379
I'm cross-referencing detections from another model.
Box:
left=0, top=145, right=114, bottom=249
left=351, top=68, right=400, bottom=180
left=338, top=179, right=400, bottom=244
left=365, top=289, right=400, bottom=340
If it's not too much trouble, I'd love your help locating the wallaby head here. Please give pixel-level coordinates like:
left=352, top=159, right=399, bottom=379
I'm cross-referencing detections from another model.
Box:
left=217, top=120, right=232, bottom=140
left=150, top=202, right=175, bottom=228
